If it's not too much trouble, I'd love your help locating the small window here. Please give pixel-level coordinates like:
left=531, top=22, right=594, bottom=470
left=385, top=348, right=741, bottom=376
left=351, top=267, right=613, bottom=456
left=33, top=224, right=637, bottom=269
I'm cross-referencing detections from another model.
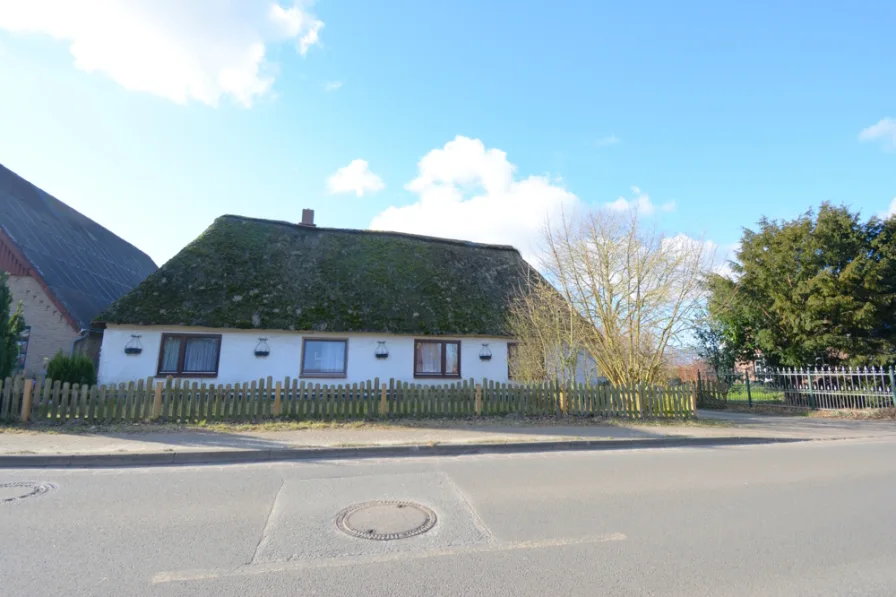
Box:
left=414, top=340, right=461, bottom=378
left=157, top=334, right=221, bottom=377
left=301, top=338, right=348, bottom=378
left=15, top=327, right=31, bottom=372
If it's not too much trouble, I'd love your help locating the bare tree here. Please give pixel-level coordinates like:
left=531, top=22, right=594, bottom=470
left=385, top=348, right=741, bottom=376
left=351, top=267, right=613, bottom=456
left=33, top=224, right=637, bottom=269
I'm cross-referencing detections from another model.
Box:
left=506, top=276, right=593, bottom=383
left=509, top=207, right=713, bottom=386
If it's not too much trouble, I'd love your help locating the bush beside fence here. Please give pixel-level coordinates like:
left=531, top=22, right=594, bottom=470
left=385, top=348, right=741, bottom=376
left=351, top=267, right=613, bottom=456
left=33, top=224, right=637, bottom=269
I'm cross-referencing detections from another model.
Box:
left=0, top=376, right=700, bottom=424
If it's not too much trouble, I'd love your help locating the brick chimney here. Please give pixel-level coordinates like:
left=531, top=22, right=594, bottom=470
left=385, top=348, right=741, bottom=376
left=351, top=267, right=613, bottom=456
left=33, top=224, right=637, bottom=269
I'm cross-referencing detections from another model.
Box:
left=300, top=209, right=315, bottom=227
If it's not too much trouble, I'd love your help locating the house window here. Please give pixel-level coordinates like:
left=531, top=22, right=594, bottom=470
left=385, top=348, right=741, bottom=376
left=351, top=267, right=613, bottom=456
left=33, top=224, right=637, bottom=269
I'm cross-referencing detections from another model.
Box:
left=301, top=338, right=348, bottom=378
left=414, top=340, right=461, bottom=378
left=15, top=327, right=30, bottom=372
left=157, top=334, right=221, bottom=377
left=507, top=342, right=518, bottom=380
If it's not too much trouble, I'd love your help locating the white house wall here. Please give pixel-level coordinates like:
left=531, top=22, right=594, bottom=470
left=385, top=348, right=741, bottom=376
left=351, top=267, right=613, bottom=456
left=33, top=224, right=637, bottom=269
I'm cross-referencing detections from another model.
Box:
left=575, top=352, right=601, bottom=384
left=98, top=325, right=514, bottom=386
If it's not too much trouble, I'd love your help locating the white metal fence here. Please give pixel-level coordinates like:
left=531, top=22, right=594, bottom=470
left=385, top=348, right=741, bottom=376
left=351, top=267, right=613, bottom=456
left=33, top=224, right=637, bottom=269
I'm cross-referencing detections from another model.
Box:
left=712, top=367, right=896, bottom=409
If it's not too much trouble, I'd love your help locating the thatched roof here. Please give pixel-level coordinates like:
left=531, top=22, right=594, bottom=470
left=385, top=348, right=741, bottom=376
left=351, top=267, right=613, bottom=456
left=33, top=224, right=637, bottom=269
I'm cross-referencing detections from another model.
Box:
left=98, top=215, right=537, bottom=336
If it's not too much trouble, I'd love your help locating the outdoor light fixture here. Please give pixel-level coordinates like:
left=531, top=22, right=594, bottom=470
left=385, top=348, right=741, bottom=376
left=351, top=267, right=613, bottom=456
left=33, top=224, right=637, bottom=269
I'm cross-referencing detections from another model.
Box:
left=254, top=338, right=271, bottom=357
left=375, top=341, right=389, bottom=359
left=479, top=343, right=492, bottom=361
left=124, top=335, right=143, bottom=355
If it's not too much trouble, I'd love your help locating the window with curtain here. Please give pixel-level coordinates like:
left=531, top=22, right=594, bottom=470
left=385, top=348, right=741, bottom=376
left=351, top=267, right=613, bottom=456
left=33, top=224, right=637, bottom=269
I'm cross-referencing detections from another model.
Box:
left=414, top=340, right=461, bottom=378
left=157, top=334, right=221, bottom=376
left=301, top=339, right=348, bottom=377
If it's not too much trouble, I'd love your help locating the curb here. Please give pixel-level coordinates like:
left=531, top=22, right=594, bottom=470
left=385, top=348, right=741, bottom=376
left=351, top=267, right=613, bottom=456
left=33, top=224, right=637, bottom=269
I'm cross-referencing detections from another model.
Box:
left=0, top=436, right=808, bottom=468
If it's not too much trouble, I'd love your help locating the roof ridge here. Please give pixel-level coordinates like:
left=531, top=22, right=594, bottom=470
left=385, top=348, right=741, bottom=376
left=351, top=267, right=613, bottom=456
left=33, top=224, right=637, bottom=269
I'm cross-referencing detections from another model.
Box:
left=216, top=214, right=522, bottom=253
left=0, top=161, right=159, bottom=328
left=0, top=162, right=157, bottom=267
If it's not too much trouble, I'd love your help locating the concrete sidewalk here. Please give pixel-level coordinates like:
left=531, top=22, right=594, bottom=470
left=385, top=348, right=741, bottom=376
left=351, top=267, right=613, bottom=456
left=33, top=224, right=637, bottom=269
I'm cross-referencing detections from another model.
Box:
left=2, top=413, right=894, bottom=467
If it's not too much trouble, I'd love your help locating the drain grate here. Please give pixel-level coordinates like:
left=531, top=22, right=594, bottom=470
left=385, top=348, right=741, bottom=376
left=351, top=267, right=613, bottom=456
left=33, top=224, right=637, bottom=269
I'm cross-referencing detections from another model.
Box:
left=336, top=500, right=437, bottom=541
left=0, top=482, right=56, bottom=504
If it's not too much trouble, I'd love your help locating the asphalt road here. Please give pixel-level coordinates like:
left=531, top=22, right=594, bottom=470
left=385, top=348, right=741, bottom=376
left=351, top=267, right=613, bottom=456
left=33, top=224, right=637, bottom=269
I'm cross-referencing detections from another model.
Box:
left=3, top=438, right=896, bottom=596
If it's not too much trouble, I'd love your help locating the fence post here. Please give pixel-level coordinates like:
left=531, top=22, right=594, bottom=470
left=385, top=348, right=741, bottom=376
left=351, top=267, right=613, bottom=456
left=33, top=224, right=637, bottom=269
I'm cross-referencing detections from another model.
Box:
left=20, top=379, right=34, bottom=423
left=745, top=374, right=752, bottom=408
left=689, top=381, right=697, bottom=415
left=807, top=370, right=816, bottom=409
left=559, top=384, right=568, bottom=415
left=380, top=383, right=388, bottom=417
left=273, top=381, right=282, bottom=416
left=151, top=382, right=163, bottom=419
left=474, top=384, right=482, bottom=416
left=889, top=367, right=896, bottom=409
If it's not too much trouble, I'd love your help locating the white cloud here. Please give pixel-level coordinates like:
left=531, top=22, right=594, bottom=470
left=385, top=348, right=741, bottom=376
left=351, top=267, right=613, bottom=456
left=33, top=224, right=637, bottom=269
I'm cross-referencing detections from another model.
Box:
left=882, top=197, right=896, bottom=219
left=323, top=80, right=343, bottom=92
left=269, top=2, right=323, bottom=55
left=327, top=159, right=385, bottom=197
left=605, top=186, right=676, bottom=216
left=663, top=234, right=728, bottom=279
left=859, top=118, right=896, bottom=150
left=593, top=135, right=620, bottom=148
left=0, top=0, right=324, bottom=107
left=370, top=136, right=579, bottom=263
left=714, top=242, right=740, bottom=280
left=662, top=233, right=714, bottom=257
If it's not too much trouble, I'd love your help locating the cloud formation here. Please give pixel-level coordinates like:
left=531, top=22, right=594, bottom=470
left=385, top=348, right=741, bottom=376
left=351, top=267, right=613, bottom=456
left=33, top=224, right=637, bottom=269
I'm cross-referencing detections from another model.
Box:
left=883, top=197, right=896, bottom=220
left=370, top=136, right=579, bottom=263
left=0, top=0, right=324, bottom=107
left=605, top=186, right=676, bottom=216
left=859, top=118, right=896, bottom=150
left=327, top=159, right=385, bottom=197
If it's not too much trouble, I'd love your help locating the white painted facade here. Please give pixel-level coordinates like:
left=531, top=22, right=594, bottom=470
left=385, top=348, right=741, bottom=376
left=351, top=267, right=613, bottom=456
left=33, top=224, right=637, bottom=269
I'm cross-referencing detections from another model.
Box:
left=98, top=325, right=515, bottom=386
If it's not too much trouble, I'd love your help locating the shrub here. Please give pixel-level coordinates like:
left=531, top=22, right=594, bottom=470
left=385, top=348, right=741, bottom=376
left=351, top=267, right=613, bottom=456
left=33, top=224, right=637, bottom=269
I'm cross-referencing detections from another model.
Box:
left=46, top=351, right=97, bottom=386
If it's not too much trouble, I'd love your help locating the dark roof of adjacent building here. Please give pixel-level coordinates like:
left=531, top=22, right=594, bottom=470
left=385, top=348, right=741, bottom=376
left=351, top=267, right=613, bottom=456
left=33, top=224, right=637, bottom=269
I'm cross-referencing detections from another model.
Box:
left=100, top=215, right=539, bottom=336
left=0, top=163, right=158, bottom=329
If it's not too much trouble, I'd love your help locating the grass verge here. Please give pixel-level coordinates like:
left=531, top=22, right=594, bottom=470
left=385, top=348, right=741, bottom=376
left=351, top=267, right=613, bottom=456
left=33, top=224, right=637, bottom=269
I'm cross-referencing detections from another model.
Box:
left=0, top=413, right=728, bottom=435
left=724, top=403, right=896, bottom=420
left=724, top=404, right=811, bottom=416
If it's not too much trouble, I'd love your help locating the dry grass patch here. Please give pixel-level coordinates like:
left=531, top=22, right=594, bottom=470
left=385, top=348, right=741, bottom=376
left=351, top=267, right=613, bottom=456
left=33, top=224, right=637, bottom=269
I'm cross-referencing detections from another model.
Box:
left=809, top=407, right=896, bottom=420
left=724, top=404, right=811, bottom=417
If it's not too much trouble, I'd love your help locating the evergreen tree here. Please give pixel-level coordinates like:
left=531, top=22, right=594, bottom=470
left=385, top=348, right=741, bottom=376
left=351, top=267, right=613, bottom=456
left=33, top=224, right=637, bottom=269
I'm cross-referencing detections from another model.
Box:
left=705, top=203, right=896, bottom=367
left=0, top=271, right=26, bottom=378
left=694, top=316, right=737, bottom=375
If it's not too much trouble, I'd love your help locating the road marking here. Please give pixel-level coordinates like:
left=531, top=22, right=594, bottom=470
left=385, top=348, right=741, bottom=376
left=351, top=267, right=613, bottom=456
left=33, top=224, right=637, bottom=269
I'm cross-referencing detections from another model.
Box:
left=250, top=477, right=285, bottom=564
left=152, top=532, right=626, bottom=584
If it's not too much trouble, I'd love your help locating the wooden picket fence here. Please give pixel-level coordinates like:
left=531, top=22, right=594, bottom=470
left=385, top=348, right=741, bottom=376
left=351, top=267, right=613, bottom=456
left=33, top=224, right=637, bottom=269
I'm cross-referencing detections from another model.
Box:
left=0, top=375, right=699, bottom=424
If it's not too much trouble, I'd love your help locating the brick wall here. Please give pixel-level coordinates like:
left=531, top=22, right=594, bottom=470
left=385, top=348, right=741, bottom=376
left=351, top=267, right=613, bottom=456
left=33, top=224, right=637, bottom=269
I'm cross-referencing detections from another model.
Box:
left=7, top=275, right=79, bottom=375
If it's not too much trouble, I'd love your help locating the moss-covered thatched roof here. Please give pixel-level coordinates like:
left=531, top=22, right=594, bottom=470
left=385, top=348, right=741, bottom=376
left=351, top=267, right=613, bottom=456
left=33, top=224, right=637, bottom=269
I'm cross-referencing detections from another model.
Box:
left=98, top=215, right=538, bottom=336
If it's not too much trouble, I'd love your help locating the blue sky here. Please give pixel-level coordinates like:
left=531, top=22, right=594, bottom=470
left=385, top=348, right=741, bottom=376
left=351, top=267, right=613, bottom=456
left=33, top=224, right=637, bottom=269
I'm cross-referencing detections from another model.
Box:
left=0, top=0, right=894, bottom=267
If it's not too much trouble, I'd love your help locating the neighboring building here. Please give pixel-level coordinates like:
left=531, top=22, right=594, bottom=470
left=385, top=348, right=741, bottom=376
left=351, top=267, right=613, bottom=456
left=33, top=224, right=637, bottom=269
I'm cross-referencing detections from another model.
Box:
left=0, top=163, right=158, bottom=375
left=97, top=211, right=543, bottom=385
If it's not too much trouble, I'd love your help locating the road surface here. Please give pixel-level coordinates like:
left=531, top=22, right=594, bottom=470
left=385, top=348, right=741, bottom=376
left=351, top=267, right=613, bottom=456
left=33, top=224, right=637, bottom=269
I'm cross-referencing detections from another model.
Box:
left=2, top=438, right=896, bottom=596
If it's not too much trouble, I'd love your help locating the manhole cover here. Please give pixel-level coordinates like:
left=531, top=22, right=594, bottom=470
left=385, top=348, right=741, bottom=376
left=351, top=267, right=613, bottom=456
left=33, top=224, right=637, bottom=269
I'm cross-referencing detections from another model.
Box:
left=0, top=482, right=56, bottom=504
left=336, top=501, right=437, bottom=541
